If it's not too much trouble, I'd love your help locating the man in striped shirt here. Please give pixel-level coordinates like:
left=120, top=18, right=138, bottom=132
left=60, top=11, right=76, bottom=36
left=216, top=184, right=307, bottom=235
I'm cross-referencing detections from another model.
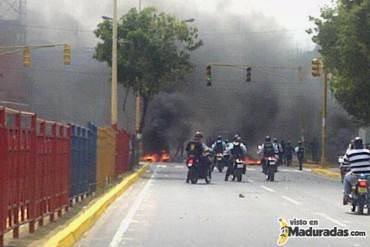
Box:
left=343, top=137, right=370, bottom=204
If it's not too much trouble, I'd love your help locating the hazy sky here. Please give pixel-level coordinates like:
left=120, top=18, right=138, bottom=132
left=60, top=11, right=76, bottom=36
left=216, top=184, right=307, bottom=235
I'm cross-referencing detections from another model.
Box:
left=27, top=0, right=334, bottom=50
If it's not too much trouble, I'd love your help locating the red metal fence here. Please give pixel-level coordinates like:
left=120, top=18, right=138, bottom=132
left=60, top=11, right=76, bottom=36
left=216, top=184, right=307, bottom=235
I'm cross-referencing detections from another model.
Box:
left=0, top=107, right=70, bottom=246
left=116, top=129, right=130, bottom=175
left=0, top=107, right=131, bottom=247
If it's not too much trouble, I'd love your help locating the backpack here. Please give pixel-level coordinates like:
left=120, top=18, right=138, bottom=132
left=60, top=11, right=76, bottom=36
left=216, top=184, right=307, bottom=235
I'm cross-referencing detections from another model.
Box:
left=264, top=142, right=274, bottom=156
left=187, top=141, right=203, bottom=157
left=231, top=143, right=243, bottom=158
left=215, top=141, right=224, bottom=153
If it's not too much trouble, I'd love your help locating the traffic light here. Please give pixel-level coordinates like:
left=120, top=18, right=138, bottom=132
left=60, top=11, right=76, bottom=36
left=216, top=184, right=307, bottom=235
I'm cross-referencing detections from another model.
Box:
left=246, top=67, right=252, bottom=82
left=311, top=58, right=321, bottom=77
left=23, top=47, right=31, bottom=67
left=206, top=65, right=212, bottom=86
left=64, top=44, right=71, bottom=65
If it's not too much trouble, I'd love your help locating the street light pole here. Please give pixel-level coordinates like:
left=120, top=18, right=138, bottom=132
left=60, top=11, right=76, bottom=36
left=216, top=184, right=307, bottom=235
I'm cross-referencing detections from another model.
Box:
left=111, top=0, right=118, bottom=129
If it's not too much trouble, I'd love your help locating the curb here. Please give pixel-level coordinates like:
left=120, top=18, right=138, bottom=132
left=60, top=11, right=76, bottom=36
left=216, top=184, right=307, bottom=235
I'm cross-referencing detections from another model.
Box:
left=44, top=164, right=150, bottom=247
left=303, top=163, right=341, bottom=180
left=310, top=168, right=341, bottom=179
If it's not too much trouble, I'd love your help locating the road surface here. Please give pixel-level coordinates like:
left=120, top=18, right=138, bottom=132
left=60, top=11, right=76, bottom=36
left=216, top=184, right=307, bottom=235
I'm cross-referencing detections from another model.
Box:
left=76, top=163, right=369, bottom=247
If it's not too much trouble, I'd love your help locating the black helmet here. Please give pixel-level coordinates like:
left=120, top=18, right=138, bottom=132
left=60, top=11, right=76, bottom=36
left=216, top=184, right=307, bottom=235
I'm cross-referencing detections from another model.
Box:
left=273, top=138, right=278, bottom=143
left=353, top=137, right=363, bottom=149
left=265, top=136, right=271, bottom=142
left=217, top=135, right=222, bottom=141
left=194, top=131, right=203, bottom=139
left=225, top=139, right=229, bottom=143
left=233, top=134, right=240, bottom=141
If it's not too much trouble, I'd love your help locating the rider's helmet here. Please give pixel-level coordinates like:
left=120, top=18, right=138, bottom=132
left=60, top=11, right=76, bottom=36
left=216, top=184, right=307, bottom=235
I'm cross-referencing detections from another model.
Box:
left=233, top=134, right=240, bottom=142
left=217, top=135, right=222, bottom=141
left=353, top=137, right=363, bottom=149
left=225, top=139, right=229, bottom=144
left=359, top=174, right=367, bottom=179
left=194, top=131, right=203, bottom=141
left=234, top=136, right=242, bottom=144
left=265, top=136, right=271, bottom=142
left=273, top=138, right=278, bottom=143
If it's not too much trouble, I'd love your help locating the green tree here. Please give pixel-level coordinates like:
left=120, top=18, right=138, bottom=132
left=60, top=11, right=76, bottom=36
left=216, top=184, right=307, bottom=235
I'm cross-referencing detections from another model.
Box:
left=308, top=0, right=370, bottom=124
left=94, top=7, right=202, bottom=132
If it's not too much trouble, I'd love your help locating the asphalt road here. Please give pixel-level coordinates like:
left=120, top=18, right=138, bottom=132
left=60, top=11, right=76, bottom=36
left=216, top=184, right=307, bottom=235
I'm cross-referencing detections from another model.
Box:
left=76, top=163, right=369, bottom=247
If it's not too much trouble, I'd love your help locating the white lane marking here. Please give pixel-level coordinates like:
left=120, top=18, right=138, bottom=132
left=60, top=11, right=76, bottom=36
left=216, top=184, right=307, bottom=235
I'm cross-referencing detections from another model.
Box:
left=303, top=168, right=311, bottom=172
left=247, top=167, right=256, bottom=171
left=281, top=196, right=301, bottom=205
left=175, top=165, right=185, bottom=169
left=164, top=174, right=169, bottom=177
left=157, top=165, right=167, bottom=168
left=247, top=179, right=255, bottom=183
left=261, top=185, right=275, bottom=192
left=109, top=174, right=154, bottom=247
left=314, top=212, right=348, bottom=228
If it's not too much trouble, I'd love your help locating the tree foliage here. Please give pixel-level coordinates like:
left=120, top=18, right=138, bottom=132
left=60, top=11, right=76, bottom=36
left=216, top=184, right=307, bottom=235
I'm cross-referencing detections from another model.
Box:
left=94, top=7, right=202, bottom=131
left=308, top=0, right=370, bottom=125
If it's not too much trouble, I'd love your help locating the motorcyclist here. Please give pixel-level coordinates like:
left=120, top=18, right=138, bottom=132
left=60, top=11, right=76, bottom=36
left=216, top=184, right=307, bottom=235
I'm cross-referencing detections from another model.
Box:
left=211, top=135, right=227, bottom=166
left=225, top=135, right=247, bottom=181
left=343, top=137, right=370, bottom=204
left=284, top=141, right=294, bottom=167
left=185, top=131, right=209, bottom=183
left=258, top=136, right=278, bottom=174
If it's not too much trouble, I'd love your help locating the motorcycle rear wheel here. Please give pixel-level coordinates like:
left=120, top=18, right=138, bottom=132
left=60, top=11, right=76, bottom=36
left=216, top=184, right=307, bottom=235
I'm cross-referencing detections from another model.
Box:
left=358, top=196, right=365, bottom=215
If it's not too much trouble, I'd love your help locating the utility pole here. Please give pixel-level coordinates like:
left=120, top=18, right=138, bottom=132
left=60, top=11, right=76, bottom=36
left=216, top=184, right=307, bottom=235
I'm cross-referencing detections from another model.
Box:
left=135, top=2, right=143, bottom=163
left=320, top=71, right=328, bottom=167
left=111, top=0, right=118, bottom=129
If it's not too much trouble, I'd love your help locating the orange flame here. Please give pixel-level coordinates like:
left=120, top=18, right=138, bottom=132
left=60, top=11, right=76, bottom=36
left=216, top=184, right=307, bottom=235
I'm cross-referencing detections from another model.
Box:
left=244, top=156, right=262, bottom=165
left=141, top=151, right=170, bottom=162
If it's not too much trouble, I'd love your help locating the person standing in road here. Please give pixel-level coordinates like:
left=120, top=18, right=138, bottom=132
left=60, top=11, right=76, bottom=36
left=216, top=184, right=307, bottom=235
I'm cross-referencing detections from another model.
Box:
left=284, top=141, right=294, bottom=167
left=273, top=138, right=283, bottom=166
left=280, top=139, right=286, bottom=165
left=309, top=138, right=320, bottom=163
left=295, top=141, right=305, bottom=170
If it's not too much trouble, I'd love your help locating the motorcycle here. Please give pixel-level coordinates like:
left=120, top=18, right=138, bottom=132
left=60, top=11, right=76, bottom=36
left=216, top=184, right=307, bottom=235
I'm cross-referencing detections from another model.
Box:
left=233, top=158, right=246, bottom=182
left=186, top=155, right=211, bottom=184
left=348, top=174, right=370, bottom=215
left=338, top=156, right=350, bottom=183
left=266, top=156, right=277, bottom=182
left=215, top=152, right=225, bottom=173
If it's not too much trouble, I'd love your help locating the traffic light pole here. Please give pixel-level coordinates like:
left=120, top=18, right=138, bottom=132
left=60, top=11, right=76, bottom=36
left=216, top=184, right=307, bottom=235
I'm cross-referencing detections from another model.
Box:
left=320, top=71, right=328, bottom=167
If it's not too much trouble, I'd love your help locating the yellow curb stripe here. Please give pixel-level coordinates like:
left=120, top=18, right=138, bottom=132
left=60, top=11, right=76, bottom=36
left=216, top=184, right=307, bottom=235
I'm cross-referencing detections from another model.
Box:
left=311, top=168, right=341, bottom=179
left=44, top=164, right=149, bottom=247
